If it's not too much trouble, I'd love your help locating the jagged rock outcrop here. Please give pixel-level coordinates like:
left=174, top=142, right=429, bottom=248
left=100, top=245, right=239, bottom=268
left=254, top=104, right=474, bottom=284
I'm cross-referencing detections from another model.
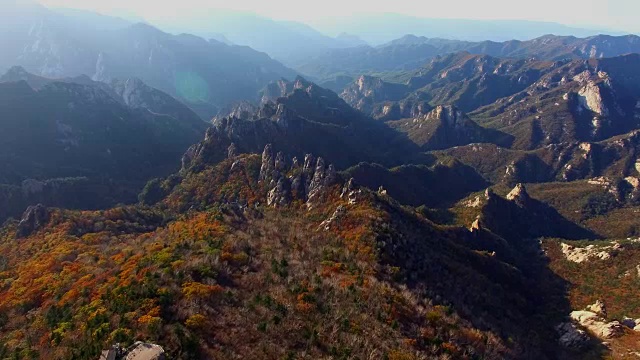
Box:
left=256, top=144, right=338, bottom=209
left=340, top=178, right=362, bottom=205
left=307, top=159, right=337, bottom=209
left=98, top=342, right=165, bottom=360
left=181, top=128, right=232, bottom=172
left=318, top=205, right=346, bottom=231
left=259, top=144, right=277, bottom=183
left=340, top=75, right=415, bottom=120
left=506, top=183, right=530, bottom=206
left=570, top=310, right=624, bottom=339
left=389, top=105, right=510, bottom=150
left=16, top=204, right=48, bottom=238
left=175, top=77, right=428, bottom=174
left=267, top=178, right=291, bottom=207
left=214, top=101, right=259, bottom=122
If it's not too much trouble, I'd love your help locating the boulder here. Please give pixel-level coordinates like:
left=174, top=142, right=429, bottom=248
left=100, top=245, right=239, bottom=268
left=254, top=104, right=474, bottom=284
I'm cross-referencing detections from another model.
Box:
left=587, top=300, right=607, bottom=318
left=622, top=317, right=636, bottom=328
left=125, top=342, right=165, bottom=360
left=570, top=309, right=624, bottom=339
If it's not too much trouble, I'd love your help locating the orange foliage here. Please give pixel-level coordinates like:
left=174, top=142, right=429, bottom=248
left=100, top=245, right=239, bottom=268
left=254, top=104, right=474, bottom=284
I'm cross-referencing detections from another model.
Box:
left=182, top=282, right=224, bottom=300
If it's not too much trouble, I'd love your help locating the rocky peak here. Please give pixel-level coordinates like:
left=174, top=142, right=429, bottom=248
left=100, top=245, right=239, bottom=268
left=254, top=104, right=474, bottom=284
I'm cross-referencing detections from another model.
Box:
left=307, top=158, right=338, bottom=209
left=355, top=75, right=384, bottom=93
left=256, top=145, right=339, bottom=208
left=16, top=204, right=48, bottom=238
left=577, top=80, right=609, bottom=116
left=425, top=105, right=464, bottom=127
left=181, top=128, right=230, bottom=172
left=506, top=183, right=530, bottom=205
left=340, top=178, right=362, bottom=205
left=261, top=76, right=314, bottom=103
left=274, top=103, right=297, bottom=126
left=267, top=178, right=291, bottom=207
left=484, top=188, right=495, bottom=201
left=303, top=154, right=315, bottom=174
left=222, top=101, right=259, bottom=121
left=259, top=144, right=276, bottom=183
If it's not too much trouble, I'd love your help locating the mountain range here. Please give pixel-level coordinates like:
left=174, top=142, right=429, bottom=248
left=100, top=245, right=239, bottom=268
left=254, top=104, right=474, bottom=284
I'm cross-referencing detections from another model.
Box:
left=309, top=13, right=622, bottom=44
left=0, top=1, right=297, bottom=120
left=297, top=34, right=640, bottom=81
left=2, top=3, right=640, bottom=360
left=0, top=67, right=208, bottom=222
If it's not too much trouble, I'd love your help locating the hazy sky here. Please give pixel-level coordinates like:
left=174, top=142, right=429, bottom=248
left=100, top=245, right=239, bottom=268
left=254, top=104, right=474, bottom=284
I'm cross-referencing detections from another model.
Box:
left=38, top=0, right=637, bottom=33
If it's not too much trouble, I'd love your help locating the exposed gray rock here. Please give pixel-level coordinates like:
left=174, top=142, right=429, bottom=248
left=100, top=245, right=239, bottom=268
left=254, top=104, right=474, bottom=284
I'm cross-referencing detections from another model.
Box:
left=556, top=322, right=589, bottom=349
left=303, top=154, right=315, bottom=174
left=275, top=151, right=286, bottom=172
left=98, top=345, right=120, bottom=360
left=307, top=157, right=338, bottom=209
left=124, top=342, right=165, bottom=359
left=570, top=307, right=623, bottom=339
left=259, top=144, right=276, bottom=183
left=340, top=178, right=361, bottom=205
left=16, top=204, right=48, bottom=238
left=318, top=205, right=346, bottom=231
left=181, top=143, right=203, bottom=172
left=267, top=178, right=291, bottom=207
left=227, top=143, right=237, bottom=159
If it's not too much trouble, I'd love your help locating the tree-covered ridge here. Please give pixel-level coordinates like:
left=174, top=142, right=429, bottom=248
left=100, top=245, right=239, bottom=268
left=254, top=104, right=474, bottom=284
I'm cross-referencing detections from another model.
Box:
left=0, top=150, right=592, bottom=359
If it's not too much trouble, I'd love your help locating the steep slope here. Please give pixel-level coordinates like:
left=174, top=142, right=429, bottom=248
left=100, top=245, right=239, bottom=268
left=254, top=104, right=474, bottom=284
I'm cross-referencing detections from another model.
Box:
left=0, top=66, right=207, bottom=125
left=0, top=2, right=297, bottom=120
left=0, top=143, right=598, bottom=359
left=184, top=77, right=425, bottom=170
left=463, top=184, right=597, bottom=242
left=340, top=75, right=425, bottom=120
left=440, top=129, right=640, bottom=185
left=388, top=105, right=512, bottom=150
left=473, top=54, right=640, bottom=149
left=344, top=160, right=489, bottom=208
left=0, top=72, right=208, bottom=222
left=341, top=53, right=556, bottom=119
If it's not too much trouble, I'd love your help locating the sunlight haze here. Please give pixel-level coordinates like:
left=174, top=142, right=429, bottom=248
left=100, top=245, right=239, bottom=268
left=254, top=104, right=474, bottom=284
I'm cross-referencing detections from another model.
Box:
left=38, top=0, right=637, bottom=34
